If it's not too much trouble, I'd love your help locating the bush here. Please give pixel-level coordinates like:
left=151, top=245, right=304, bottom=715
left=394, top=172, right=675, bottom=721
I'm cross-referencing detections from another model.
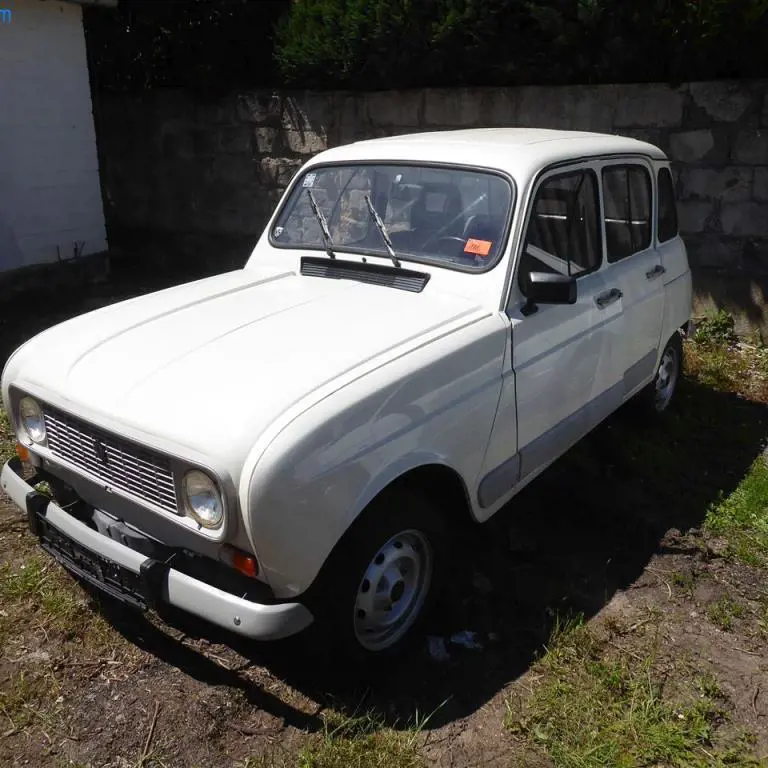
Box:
left=273, top=0, right=768, bottom=89
left=85, top=0, right=768, bottom=92
left=694, top=310, right=736, bottom=347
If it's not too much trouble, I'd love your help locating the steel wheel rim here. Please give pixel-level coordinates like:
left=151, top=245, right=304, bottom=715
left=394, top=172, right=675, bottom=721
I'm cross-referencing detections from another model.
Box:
left=353, top=529, right=433, bottom=651
left=654, top=346, right=679, bottom=411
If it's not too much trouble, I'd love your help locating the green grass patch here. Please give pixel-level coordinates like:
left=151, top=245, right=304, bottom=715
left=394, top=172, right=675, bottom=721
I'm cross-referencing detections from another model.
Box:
left=0, top=669, right=59, bottom=736
left=685, top=336, right=768, bottom=402
left=0, top=554, right=117, bottom=649
left=299, top=713, right=425, bottom=768
left=706, top=596, right=746, bottom=632
left=672, top=570, right=695, bottom=595
left=241, top=712, right=426, bottom=768
left=0, top=406, right=14, bottom=465
left=694, top=310, right=737, bottom=347
left=685, top=342, right=752, bottom=393
left=705, top=456, right=768, bottom=567
left=505, top=616, right=763, bottom=768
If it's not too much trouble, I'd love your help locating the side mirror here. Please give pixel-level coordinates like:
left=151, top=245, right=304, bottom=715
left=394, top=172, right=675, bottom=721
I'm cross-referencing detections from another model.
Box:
left=521, top=272, right=577, bottom=316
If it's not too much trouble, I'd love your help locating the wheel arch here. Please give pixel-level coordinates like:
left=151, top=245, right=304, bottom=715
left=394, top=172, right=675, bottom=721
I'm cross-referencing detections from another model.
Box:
left=302, top=460, right=476, bottom=598
left=373, top=462, right=476, bottom=531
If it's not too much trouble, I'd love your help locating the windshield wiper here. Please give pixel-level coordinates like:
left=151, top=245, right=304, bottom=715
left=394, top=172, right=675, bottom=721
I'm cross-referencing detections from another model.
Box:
left=306, top=189, right=335, bottom=260
left=364, top=195, right=402, bottom=269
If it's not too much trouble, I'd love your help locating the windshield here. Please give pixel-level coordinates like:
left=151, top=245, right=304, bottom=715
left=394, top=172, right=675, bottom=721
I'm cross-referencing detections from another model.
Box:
left=270, top=164, right=513, bottom=271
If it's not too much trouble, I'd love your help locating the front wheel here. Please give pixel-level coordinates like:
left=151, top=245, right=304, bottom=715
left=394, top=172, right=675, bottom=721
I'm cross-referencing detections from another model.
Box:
left=304, top=487, right=448, bottom=671
left=352, top=527, right=434, bottom=652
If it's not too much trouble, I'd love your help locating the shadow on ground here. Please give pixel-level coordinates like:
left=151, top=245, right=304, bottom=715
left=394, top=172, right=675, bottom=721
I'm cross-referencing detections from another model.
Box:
left=91, top=374, right=768, bottom=733
left=3, top=259, right=767, bottom=733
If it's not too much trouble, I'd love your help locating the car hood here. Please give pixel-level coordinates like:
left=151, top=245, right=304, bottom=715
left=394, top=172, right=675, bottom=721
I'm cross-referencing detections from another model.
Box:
left=6, top=266, right=486, bottom=469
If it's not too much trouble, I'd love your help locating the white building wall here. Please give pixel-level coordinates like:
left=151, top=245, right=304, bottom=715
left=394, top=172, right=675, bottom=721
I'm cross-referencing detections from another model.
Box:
left=0, top=0, right=108, bottom=272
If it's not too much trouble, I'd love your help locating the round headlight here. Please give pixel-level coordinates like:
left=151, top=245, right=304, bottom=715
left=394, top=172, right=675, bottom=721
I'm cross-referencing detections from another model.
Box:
left=182, top=470, right=223, bottom=529
left=19, top=397, right=46, bottom=444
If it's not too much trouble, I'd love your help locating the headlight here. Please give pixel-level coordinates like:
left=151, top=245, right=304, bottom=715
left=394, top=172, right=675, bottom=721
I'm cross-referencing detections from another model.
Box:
left=18, top=397, right=46, bottom=444
left=182, top=470, right=223, bottom=529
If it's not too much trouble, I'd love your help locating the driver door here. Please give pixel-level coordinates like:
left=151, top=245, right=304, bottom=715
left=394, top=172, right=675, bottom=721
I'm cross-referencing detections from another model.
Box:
left=479, top=162, right=626, bottom=513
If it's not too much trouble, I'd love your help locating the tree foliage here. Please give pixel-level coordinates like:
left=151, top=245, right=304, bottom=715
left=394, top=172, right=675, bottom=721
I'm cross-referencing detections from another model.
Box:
left=83, top=0, right=289, bottom=93
left=274, top=0, right=768, bottom=88
left=85, top=0, right=768, bottom=92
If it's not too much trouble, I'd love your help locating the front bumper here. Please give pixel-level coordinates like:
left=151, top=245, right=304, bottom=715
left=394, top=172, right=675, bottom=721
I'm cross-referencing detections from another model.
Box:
left=1, top=458, right=313, bottom=640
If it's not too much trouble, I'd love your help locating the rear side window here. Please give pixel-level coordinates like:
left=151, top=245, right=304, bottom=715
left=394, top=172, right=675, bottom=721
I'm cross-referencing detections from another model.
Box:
left=657, top=167, right=678, bottom=243
left=518, top=169, right=601, bottom=293
left=602, top=165, right=652, bottom=262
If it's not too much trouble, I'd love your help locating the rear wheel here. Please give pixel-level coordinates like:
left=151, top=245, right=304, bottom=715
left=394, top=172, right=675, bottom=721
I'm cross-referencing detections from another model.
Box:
left=638, top=332, right=683, bottom=414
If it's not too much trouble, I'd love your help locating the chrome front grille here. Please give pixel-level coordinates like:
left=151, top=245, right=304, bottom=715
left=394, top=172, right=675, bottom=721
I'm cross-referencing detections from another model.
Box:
left=43, top=407, right=179, bottom=514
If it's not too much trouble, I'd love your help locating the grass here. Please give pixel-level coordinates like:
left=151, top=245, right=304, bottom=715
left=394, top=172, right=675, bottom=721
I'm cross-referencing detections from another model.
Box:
left=706, top=595, right=746, bottom=632
left=298, top=712, right=426, bottom=768
left=504, top=615, right=763, bottom=768
left=0, top=407, right=14, bottom=465
left=672, top=569, right=695, bottom=595
left=0, top=670, right=51, bottom=734
left=758, top=601, right=768, bottom=638
left=0, top=555, right=138, bottom=740
left=703, top=455, right=768, bottom=567
left=682, top=327, right=768, bottom=568
left=240, top=712, right=426, bottom=768
left=0, top=554, right=120, bottom=648
left=685, top=331, right=768, bottom=401
left=694, top=310, right=737, bottom=347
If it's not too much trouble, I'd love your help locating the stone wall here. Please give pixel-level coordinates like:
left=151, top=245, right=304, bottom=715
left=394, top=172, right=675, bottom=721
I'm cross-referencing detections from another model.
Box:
left=95, top=80, right=768, bottom=333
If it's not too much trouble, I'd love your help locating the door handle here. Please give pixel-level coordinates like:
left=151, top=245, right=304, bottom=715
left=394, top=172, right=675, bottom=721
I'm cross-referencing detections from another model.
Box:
left=646, top=264, right=666, bottom=280
left=595, top=288, right=623, bottom=309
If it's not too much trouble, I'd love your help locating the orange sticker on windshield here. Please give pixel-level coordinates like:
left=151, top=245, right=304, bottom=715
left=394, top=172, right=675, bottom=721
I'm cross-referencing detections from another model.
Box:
left=464, top=238, right=493, bottom=257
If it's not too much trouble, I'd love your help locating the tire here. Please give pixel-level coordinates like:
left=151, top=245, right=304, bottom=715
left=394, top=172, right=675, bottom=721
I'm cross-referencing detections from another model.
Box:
left=302, top=486, right=448, bottom=674
left=637, top=332, right=683, bottom=414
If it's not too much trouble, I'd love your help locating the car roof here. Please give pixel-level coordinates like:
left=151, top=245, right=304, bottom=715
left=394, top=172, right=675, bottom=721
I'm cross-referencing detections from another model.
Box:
left=308, top=128, right=668, bottom=178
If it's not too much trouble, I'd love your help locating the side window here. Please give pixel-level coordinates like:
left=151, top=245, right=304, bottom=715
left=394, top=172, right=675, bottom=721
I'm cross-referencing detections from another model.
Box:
left=518, top=169, right=601, bottom=294
left=657, top=167, right=679, bottom=243
left=602, top=165, right=652, bottom=262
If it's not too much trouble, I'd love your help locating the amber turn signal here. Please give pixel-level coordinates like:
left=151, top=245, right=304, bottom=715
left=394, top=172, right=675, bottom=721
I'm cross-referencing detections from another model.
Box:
left=220, top=545, right=259, bottom=579
left=15, top=443, right=30, bottom=462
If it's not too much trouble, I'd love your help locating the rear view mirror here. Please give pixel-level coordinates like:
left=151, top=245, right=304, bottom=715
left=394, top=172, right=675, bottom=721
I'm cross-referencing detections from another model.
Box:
left=522, top=272, right=577, bottom=316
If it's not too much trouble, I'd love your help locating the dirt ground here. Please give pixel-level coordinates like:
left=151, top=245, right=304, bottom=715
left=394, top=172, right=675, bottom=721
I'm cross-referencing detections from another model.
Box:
left=0, top=273, right=767, bottom=766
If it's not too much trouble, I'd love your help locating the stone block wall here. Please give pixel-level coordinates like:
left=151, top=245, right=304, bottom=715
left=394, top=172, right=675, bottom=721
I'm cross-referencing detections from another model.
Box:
left=95, top=80, right=768, bottom=332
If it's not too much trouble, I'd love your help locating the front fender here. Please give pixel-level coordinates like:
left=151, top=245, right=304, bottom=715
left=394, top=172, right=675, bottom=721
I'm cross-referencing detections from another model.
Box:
left=240, top=315, right=507, bottom=598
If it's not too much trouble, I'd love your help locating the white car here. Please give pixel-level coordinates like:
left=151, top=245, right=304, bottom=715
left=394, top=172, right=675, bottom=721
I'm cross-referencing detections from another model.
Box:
left=1, top=129, right=691, bottom=662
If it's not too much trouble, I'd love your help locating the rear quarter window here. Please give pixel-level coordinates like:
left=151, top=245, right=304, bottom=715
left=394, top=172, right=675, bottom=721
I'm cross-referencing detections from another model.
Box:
left=657, top=167, right=679, bottom=243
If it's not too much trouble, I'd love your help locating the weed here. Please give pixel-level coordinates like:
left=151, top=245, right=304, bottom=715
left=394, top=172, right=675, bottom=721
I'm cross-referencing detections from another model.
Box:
left=707, top=596, right=746, bottom=632
left=695, top=673, right=724, bottom=700
left=0, top=671, right=45, bottom=733
left=694, top=310, right=736, bottom=347
left=685, top=342, right=750, bottom=392
left=239, top=758, right=288, bottom=768
left=241, top=711, right=429, bottom=768
left=705, top=457, right=768, bottom=567
left=758, top=601, right=768, bottom=638
left=672, top=570, right=695, bottom=594
left=0, top=555, right=119, bottom=649
left=504, top=618, right=761, bottom=768
left=0, top=407, right=14, bottom=464
left=298, top=711, right=425, bottom=768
